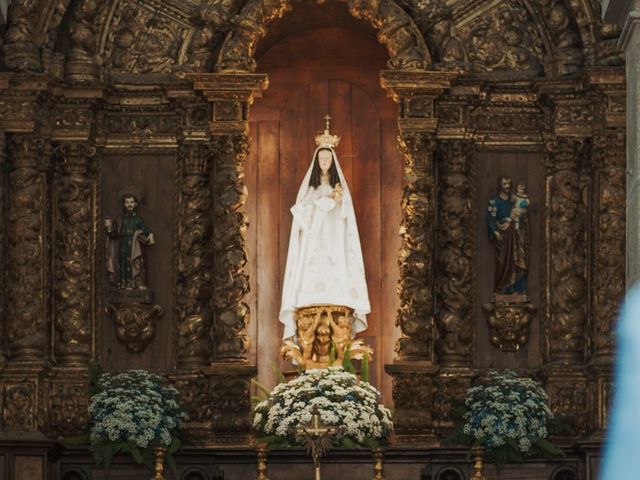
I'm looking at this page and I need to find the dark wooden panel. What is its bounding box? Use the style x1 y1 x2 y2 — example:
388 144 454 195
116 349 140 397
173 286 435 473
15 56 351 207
100 154 176 371
379 119 403 403
256 121 281 387
246 125 259 365
475 152 544 369
351 83 382 389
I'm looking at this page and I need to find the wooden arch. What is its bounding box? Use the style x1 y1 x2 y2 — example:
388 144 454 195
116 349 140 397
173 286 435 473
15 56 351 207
215 0 432 72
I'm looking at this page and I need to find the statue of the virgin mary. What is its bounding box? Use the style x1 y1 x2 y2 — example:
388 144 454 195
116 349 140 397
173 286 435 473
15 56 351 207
279 118 371 340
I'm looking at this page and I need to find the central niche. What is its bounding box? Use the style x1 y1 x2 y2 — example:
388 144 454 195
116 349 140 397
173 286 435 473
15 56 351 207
244 0 403 402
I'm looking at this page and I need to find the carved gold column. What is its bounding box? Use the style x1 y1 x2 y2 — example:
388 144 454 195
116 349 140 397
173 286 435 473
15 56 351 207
381 70 456 443
540 85 592 437
1 133 50 434
435 140 475 367
176 143 213 367
587 71 626 435
0 132 8 367
6 133 49 363
184 73 266 445
188 73 267 363
53 143 96 365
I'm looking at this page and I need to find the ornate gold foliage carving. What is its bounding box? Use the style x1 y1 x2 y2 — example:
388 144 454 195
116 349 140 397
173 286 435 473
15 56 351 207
184 0 246 72
457 1 543 75
389 370 434 434
216 0 431 72
592 130 625 358
53 143 96 364
212 134 251 360
106 302 164 354
396 133 436 360
398 0 467 68
7 134 48 362
209 374 253 436
176 143 213 367
536 0 583 76
483 300 537 352
547 374 590 436
435 141 474 365
545 136 588 362
432 373 471 430
46 378 90 438
2 382 36 431
2 0 41 72
105 2 186 73
66 0 101 81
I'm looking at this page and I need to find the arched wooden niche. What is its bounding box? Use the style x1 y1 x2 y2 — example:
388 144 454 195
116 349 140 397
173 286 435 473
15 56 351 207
245 0 404 400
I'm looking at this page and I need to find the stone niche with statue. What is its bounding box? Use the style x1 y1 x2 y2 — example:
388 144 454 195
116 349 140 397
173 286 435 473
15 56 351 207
0 0 626 478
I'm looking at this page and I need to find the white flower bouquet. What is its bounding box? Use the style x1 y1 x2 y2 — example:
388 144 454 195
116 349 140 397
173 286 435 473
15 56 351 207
253 366 393 448
89 370 186 468
452 370 561 465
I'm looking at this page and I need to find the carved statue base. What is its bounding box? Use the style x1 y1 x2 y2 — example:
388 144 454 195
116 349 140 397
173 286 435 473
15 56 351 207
482 294 537 352
280 305 372 369
106 289 163 353
65 60 100 83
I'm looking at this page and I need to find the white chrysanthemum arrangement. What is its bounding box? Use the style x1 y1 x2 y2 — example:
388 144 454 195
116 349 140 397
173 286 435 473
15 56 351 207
460 370 561 463
253 367 393 448
89 370 186 467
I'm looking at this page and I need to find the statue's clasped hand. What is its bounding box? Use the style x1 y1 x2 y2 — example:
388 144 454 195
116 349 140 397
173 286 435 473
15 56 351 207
331 183 343 202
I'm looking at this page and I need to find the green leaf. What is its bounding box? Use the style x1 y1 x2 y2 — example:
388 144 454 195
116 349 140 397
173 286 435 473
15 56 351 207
270 362 286 384
360 352 369 384
535 438 563 457
329 342 337 365
341 437 355 449
252 379 272 398
168 436 182 455
342 344 355 374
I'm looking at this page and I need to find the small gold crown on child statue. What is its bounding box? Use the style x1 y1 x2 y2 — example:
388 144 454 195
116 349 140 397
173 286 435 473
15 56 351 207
315 114 340 149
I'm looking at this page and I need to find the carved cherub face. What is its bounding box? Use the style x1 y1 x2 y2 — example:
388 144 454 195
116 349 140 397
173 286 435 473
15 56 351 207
337 315 349 327
123 195 138 213
318 150 333 174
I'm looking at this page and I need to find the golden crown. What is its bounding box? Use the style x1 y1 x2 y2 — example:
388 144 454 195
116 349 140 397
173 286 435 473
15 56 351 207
314 114 340 148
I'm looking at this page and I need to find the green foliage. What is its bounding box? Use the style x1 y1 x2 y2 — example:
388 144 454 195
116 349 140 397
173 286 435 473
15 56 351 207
360 352 369 383
271 362 286 384
329 342 337 365
342 344 355 373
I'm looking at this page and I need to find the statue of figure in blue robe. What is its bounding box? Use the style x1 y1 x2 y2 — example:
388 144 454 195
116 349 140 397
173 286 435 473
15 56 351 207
486 175 530 296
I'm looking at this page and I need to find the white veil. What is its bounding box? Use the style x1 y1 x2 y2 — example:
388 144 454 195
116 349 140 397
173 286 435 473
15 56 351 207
279 146 370 339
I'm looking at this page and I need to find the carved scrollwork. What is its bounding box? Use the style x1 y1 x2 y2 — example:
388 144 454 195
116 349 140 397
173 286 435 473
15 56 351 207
2 382 36 431
546 374 590 436
592 130 625 358
6 134 48 362
387 368 435 436
104 2 185 73
106 302 164 354
435 141 474 365
544 136 588 362
209 374 253 437
46 379 90 438
457 1 543 75
212 134 251 360
176 143 213 367
66 0 101 82
535 0 584 76
432 373 471 430
395 133 437 360
53 143 96 365
2 0 41 72
216 0 431 72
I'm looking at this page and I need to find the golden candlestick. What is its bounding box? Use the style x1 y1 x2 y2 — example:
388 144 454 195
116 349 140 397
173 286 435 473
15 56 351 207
470 446 486 480
153 447 166 480
256 446 269 480
372 447 385 480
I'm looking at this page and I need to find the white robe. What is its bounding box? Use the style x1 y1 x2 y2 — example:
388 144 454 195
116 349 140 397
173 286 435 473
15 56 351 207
279 147 370 339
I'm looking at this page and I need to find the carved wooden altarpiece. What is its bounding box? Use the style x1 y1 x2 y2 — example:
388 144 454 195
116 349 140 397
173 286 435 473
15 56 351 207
0 0 627 478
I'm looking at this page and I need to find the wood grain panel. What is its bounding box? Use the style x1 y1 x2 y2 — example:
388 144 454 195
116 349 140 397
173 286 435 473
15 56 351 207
100 154 175 371
246 125 259 365
475 151 543 369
